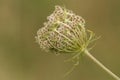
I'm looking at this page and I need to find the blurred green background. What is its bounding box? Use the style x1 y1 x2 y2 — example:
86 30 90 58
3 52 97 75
0 0 120 80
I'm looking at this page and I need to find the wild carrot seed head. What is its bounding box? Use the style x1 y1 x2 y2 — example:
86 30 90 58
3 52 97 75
35 5 95 54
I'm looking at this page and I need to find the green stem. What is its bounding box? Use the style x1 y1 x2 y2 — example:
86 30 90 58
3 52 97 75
84 50 120 80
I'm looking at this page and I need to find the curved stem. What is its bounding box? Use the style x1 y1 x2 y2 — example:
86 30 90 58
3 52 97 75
84 50 120 80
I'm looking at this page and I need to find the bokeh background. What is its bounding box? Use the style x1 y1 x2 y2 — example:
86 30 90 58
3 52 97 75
0 0 120 80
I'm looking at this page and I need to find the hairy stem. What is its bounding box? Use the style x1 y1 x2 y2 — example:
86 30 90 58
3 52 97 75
84 50 120 80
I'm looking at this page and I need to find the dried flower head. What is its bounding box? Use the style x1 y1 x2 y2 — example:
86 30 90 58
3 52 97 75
36 5 95 55
35 5 97 75
35 6 120 79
